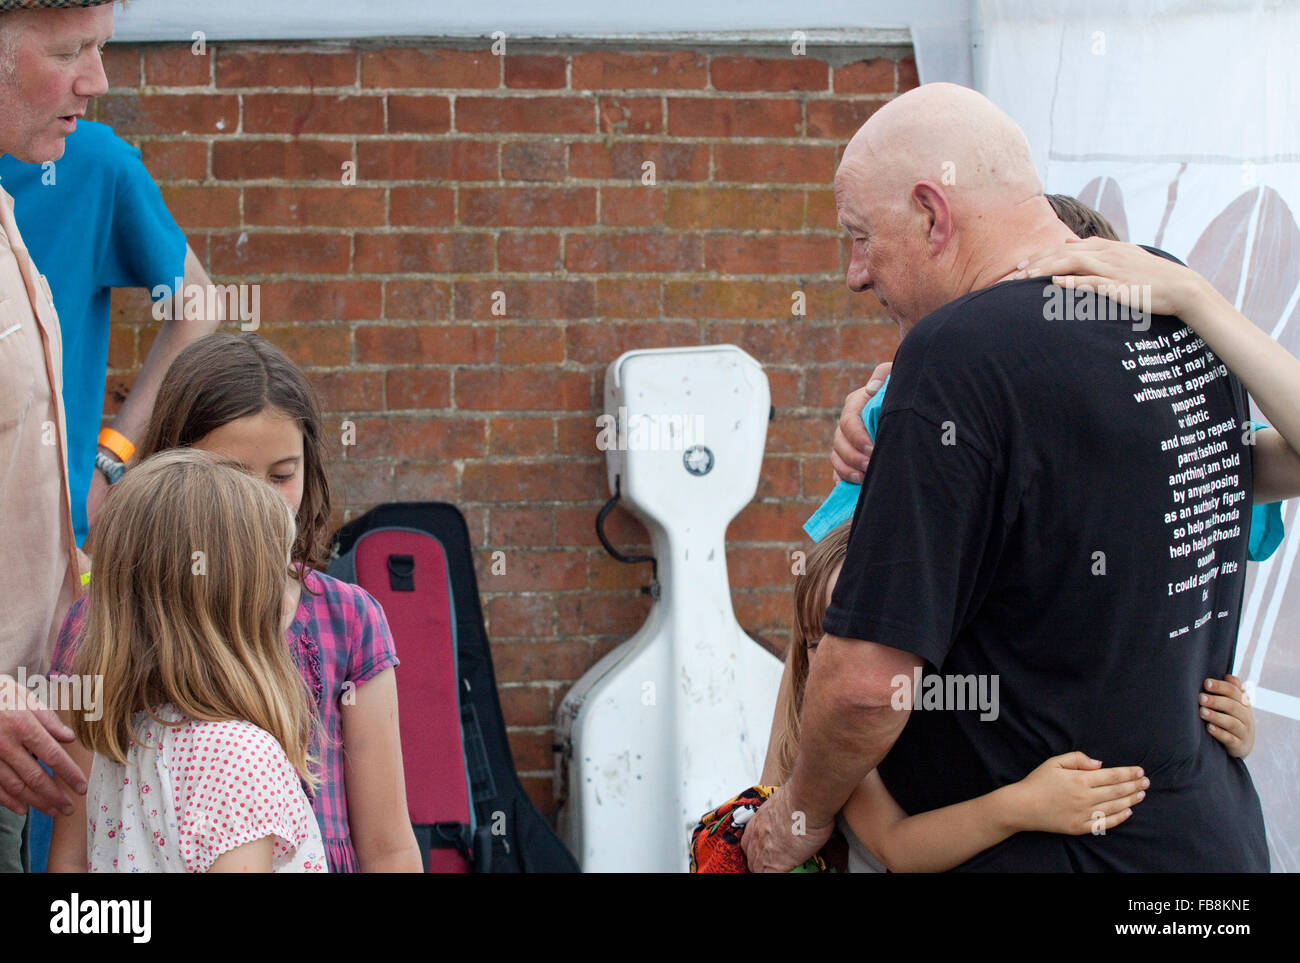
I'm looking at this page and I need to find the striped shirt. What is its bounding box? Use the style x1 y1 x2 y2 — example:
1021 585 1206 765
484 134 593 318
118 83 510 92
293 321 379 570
53 567 400 873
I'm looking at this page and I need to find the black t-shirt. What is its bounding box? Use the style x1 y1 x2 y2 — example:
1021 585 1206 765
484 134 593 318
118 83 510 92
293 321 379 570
822 275 1269 871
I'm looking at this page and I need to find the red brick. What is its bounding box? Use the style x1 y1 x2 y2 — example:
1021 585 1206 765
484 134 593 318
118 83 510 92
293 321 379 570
141 140 208 180
483 504 553 540
454 280 594 320
244 93 383 134
835 319 899 357
460 187 596 228
564 233 701 273
144 45 211 87
488 595 556 640
704 235 840 275
349 415 485 460
97 94 238 135
384 280 452 320
499 325 565 364
245 186 386 227
456 96 594 134
330 458 395 506
572 51 707 90
664 280 798 320
311 369 386 413
705 322 838 363
387 95 452 133
216 50 356 88
555 503 647 549
454 368 592 411
766 415 838 454
102 45 140 90
159 185 240 229
357 140 497 181
487 418 557 458
666 97 801 137
586 551 651 591
107 324 135 370
714 143 837 184
498 233 561 272
505 54 567 89
497 684 557 726
258 323 352 368
391 461 459 502
355 233 494 274
806 99 885 140
556 593 650 636
501 141 566 181
726 546 796 588
593 280 664 320
757 456 802 498
598 96 661 135
732 590 794 638
505 730 555 773
569 142 707 182
361 48 498 89
564 319 696 364
259 280 383 322
209 232 352 275
599 186 664 227
213 139 353 181
355 325 496 365
478 549 586 592
389 186 456 226
711 55 828 92
806 189 839 229
519 776 556 815
386 368 451 409
665 187 804 230
806 280 888 321
833 58 895 94
899 57 919 91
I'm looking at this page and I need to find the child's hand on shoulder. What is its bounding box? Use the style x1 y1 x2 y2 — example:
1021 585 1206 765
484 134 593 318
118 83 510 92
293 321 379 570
1202 674 1254 758
1006 752 1148 836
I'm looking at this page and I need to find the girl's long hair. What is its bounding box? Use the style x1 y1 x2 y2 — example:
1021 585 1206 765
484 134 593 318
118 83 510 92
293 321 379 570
135 332 332 582
72 449 319 789
772 523 853 784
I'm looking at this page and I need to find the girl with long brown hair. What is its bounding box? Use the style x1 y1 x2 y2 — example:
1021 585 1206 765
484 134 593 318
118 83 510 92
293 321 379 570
49 333 421 873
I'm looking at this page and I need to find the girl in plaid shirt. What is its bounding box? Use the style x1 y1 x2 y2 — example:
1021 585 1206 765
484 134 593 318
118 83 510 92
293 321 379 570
51 333 422 873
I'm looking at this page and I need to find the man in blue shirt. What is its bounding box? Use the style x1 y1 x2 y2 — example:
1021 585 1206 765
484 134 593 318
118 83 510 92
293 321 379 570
0 117 222 547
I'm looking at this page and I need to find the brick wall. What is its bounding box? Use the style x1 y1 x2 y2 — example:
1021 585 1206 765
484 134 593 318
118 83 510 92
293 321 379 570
95 40 911 814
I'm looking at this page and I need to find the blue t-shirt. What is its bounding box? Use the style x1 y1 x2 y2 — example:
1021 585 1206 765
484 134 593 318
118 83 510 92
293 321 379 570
0 121 186 545
804 377 1286 561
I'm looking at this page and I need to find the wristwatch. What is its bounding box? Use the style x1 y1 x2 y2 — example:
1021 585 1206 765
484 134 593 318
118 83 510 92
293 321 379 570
95 450 126 485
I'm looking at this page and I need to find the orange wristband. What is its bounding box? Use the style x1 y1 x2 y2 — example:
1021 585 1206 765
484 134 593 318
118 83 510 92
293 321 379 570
98 427 135 463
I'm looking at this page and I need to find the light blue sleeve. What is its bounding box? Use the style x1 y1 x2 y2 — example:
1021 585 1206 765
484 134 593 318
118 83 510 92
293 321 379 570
803 378 890 542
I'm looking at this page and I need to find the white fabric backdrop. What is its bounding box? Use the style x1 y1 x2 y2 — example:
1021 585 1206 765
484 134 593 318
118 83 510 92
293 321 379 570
982 0 1300 872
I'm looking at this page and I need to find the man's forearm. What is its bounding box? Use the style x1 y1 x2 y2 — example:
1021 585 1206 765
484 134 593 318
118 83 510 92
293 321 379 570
106 246 224 447
783 637 912 827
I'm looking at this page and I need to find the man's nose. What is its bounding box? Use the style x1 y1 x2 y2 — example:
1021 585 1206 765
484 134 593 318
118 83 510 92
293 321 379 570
75 48 110 99
846 248 871 293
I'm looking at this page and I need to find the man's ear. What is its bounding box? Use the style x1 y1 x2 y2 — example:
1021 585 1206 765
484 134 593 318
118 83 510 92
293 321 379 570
912 181 953 256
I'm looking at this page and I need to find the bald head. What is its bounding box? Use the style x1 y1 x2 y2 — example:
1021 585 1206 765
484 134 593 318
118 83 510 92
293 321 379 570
834 83 1069 330
838 83 1041 211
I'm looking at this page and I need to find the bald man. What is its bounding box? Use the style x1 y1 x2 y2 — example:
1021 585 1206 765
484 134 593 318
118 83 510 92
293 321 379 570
742 84 1268 872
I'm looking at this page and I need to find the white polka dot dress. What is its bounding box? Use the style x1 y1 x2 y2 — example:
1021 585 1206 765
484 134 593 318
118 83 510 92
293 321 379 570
87 705 327 873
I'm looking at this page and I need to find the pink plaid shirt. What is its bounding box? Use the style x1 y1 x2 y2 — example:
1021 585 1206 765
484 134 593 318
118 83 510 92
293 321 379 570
53 568 399 873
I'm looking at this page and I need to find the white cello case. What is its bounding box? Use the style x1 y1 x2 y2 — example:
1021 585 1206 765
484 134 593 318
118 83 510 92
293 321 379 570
555 344 783 872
